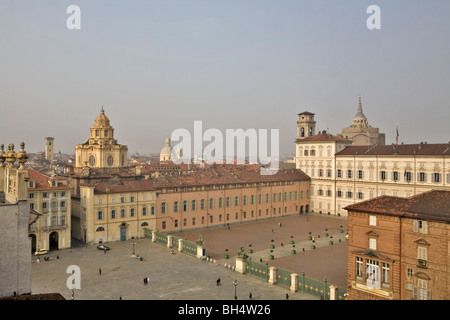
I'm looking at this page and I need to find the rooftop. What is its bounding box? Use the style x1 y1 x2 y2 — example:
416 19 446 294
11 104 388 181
27 169 71 191
336 142 450 156
296 132 352 143
345 190 450 223
88 164 310 194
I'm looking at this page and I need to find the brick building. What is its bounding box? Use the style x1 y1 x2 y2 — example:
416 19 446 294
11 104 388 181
345 190 450 300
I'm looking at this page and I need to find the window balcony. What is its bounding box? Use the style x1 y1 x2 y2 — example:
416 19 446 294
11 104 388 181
417 259 427 268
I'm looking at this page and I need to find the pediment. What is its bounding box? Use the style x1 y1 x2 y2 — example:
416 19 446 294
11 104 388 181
414 238 430 246
351 249 395 262
365 230 379 237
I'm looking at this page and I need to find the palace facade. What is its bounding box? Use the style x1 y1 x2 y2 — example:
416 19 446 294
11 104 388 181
295 99 450 216
78 165 310 243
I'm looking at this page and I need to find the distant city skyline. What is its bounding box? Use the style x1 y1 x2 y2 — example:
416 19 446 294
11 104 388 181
1 1 449 155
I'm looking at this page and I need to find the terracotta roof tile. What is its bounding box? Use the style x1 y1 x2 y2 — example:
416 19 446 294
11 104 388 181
336 143 450 156
27 169 71 191
91 164 310 194
345 190 450 222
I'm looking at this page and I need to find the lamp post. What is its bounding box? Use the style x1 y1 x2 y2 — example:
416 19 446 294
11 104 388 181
233 280 238 300
132 241 136 256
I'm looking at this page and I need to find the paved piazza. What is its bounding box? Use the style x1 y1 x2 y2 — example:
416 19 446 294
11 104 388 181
31 213 347 300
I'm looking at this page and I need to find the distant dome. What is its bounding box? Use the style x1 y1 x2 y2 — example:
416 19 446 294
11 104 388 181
351 97 368 127
160 138 172 162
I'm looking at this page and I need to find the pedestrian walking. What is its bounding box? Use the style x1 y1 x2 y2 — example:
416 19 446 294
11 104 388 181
249 292 252 300
99 268 101 275
286 293 289 300
216 278 221 286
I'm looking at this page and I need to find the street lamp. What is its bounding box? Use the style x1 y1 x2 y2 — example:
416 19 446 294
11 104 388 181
233 280 238 300
132 241 136 256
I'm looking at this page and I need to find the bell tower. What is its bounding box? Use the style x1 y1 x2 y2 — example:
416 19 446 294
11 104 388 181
45 137 54 163
297 112 316 139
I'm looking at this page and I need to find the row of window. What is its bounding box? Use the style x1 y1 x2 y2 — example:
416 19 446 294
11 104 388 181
30 215 67 230
28 191 67 199
161 180 297 193
355 257 390 288
99 207 139 220
97 204 309 221
160 192 304 214
355 256 431 299
30 200 67 210
96 191 305 211
302 149 332 157
333 169 448 183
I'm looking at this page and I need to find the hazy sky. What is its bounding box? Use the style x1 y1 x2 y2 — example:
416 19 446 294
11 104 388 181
1 0 449 155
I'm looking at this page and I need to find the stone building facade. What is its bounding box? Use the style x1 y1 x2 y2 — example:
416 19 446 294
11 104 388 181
27 169 72 251
295 101 450 216
78 165 310 244
0 143 32 297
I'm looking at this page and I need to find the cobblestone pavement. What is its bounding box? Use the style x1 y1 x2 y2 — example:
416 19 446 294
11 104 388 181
31 213 346 300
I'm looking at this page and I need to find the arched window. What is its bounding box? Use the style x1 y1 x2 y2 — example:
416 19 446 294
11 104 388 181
89 155 96 166
96 227 105 232
107 154 114 167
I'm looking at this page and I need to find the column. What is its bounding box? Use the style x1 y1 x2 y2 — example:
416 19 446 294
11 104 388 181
269 267 277 285
290 273 298 292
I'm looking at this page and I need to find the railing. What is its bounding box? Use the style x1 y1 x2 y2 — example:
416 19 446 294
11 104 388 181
182 239 198 257
142 228 346 300
298 273 329 300
276 267 292 288
143 228 200 258
172 235 181 250
245 260 269 281
154 231 168 246
244 259 346 300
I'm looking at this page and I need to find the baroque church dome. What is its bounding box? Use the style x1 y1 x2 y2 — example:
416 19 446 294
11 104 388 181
160 138 172 162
